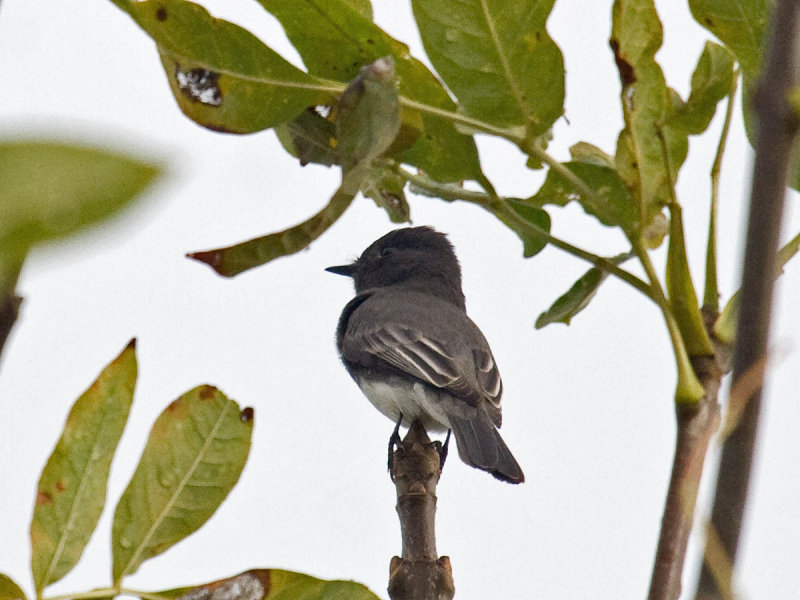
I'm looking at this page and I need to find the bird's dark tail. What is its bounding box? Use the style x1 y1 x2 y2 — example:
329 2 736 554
449 411 525 484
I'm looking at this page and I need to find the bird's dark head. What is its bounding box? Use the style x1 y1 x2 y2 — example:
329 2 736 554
326 226 465 308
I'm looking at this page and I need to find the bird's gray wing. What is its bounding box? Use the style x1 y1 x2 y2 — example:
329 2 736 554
341 294 502 408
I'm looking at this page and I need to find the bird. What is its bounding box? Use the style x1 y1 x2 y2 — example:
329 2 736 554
326 226 524 483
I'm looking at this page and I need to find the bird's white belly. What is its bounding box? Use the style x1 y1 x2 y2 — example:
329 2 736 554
356 376 450 432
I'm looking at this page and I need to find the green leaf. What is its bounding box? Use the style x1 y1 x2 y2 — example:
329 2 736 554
411 0 564 135
111 386 253 584
111 0 336 134
335 57 401 173
254 0 484 182
536 253 633 328
189 57 401 277
0 574 27 600
688 0 771 76
666 204 714 356
274 109 339 168
342 0 373 20
714 229 800 343
154 569 380 600
611 0 686 234
498 199 551 258
531 145 638 235
189 185 355 277
0 141 162 262
669 41 736 134
30 341 137 594
361 167 410 223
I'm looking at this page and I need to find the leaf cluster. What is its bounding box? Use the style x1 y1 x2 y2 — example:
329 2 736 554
103 0 800 404
1 342 376 600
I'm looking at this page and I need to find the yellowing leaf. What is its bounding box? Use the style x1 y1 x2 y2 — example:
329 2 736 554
31 341 137 594
0 574 27 600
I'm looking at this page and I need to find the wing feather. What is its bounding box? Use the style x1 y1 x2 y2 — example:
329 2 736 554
340 291 503 410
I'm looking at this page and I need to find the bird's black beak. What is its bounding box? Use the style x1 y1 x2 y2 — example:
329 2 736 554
325 263 357 277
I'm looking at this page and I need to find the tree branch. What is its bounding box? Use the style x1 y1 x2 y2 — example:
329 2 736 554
387 422 454 600
694 1 800 597
387 163 655 300
648 356 722 600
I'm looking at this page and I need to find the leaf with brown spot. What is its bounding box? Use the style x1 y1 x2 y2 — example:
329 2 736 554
30 340 137 595
111 0 335 134
188 57 400 277
188 185 355 277
610 0 688 244
688 0 770 76
111 386 253 584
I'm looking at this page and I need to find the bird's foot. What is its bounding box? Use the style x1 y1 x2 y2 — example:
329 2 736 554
387 414 404 479
433 429 451 471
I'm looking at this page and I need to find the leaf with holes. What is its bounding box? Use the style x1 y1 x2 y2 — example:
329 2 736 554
30 341 137 594
154 569 380 600
254 0 484 182
189 57 400 276
411 0 564 135
110 0 335 134
111 386 253 584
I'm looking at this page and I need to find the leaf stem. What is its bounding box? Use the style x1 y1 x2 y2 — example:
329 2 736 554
704 71 739 314
633 240 705 403
525 144 601 201
397 97 525 142
387 163 655 299
43 588 172 600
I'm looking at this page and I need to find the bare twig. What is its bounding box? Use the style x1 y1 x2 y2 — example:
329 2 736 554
387 422 454 600
694 1 800 598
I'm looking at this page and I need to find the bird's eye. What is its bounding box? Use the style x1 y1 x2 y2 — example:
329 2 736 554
380 246 396 258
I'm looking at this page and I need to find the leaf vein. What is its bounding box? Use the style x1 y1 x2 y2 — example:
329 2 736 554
118 400 233 579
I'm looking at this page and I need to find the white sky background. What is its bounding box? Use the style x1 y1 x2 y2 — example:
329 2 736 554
1 1 799 598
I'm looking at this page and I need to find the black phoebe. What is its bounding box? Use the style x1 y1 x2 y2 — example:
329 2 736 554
327 226 525 483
